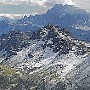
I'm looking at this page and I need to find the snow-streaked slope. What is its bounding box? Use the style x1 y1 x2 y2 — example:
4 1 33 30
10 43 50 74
0 25 90 90
0 25 88 82
3 39 88 90
66 53 90 90
2 39 87 90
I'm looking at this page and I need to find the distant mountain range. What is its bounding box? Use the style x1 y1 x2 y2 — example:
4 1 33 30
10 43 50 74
0 4 90 42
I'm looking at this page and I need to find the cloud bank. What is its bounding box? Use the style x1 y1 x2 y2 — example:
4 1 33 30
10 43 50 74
0 0 75 7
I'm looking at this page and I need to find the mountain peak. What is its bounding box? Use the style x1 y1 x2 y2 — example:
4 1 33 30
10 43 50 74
0 24 89 90
47 4 87 15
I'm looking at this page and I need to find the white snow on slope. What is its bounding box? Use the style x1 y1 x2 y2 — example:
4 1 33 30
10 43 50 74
6 39 88 81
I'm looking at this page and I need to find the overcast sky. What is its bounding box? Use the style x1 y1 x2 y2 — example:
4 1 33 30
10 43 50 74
0 0 90 15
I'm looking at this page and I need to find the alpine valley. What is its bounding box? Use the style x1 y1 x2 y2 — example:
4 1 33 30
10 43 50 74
0 4 90 90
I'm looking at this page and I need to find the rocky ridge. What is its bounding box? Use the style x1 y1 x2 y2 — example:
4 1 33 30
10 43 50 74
0 24 90 90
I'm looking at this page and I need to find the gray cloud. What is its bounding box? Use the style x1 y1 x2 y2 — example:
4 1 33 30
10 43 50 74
72 0 90 11
0 0 75 6
0 0 89 9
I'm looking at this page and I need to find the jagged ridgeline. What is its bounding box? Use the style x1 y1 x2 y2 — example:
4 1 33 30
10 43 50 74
0 24 90 90
0 24 87 59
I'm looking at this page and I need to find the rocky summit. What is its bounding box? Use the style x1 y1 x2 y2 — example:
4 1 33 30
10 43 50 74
0 24 90 90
